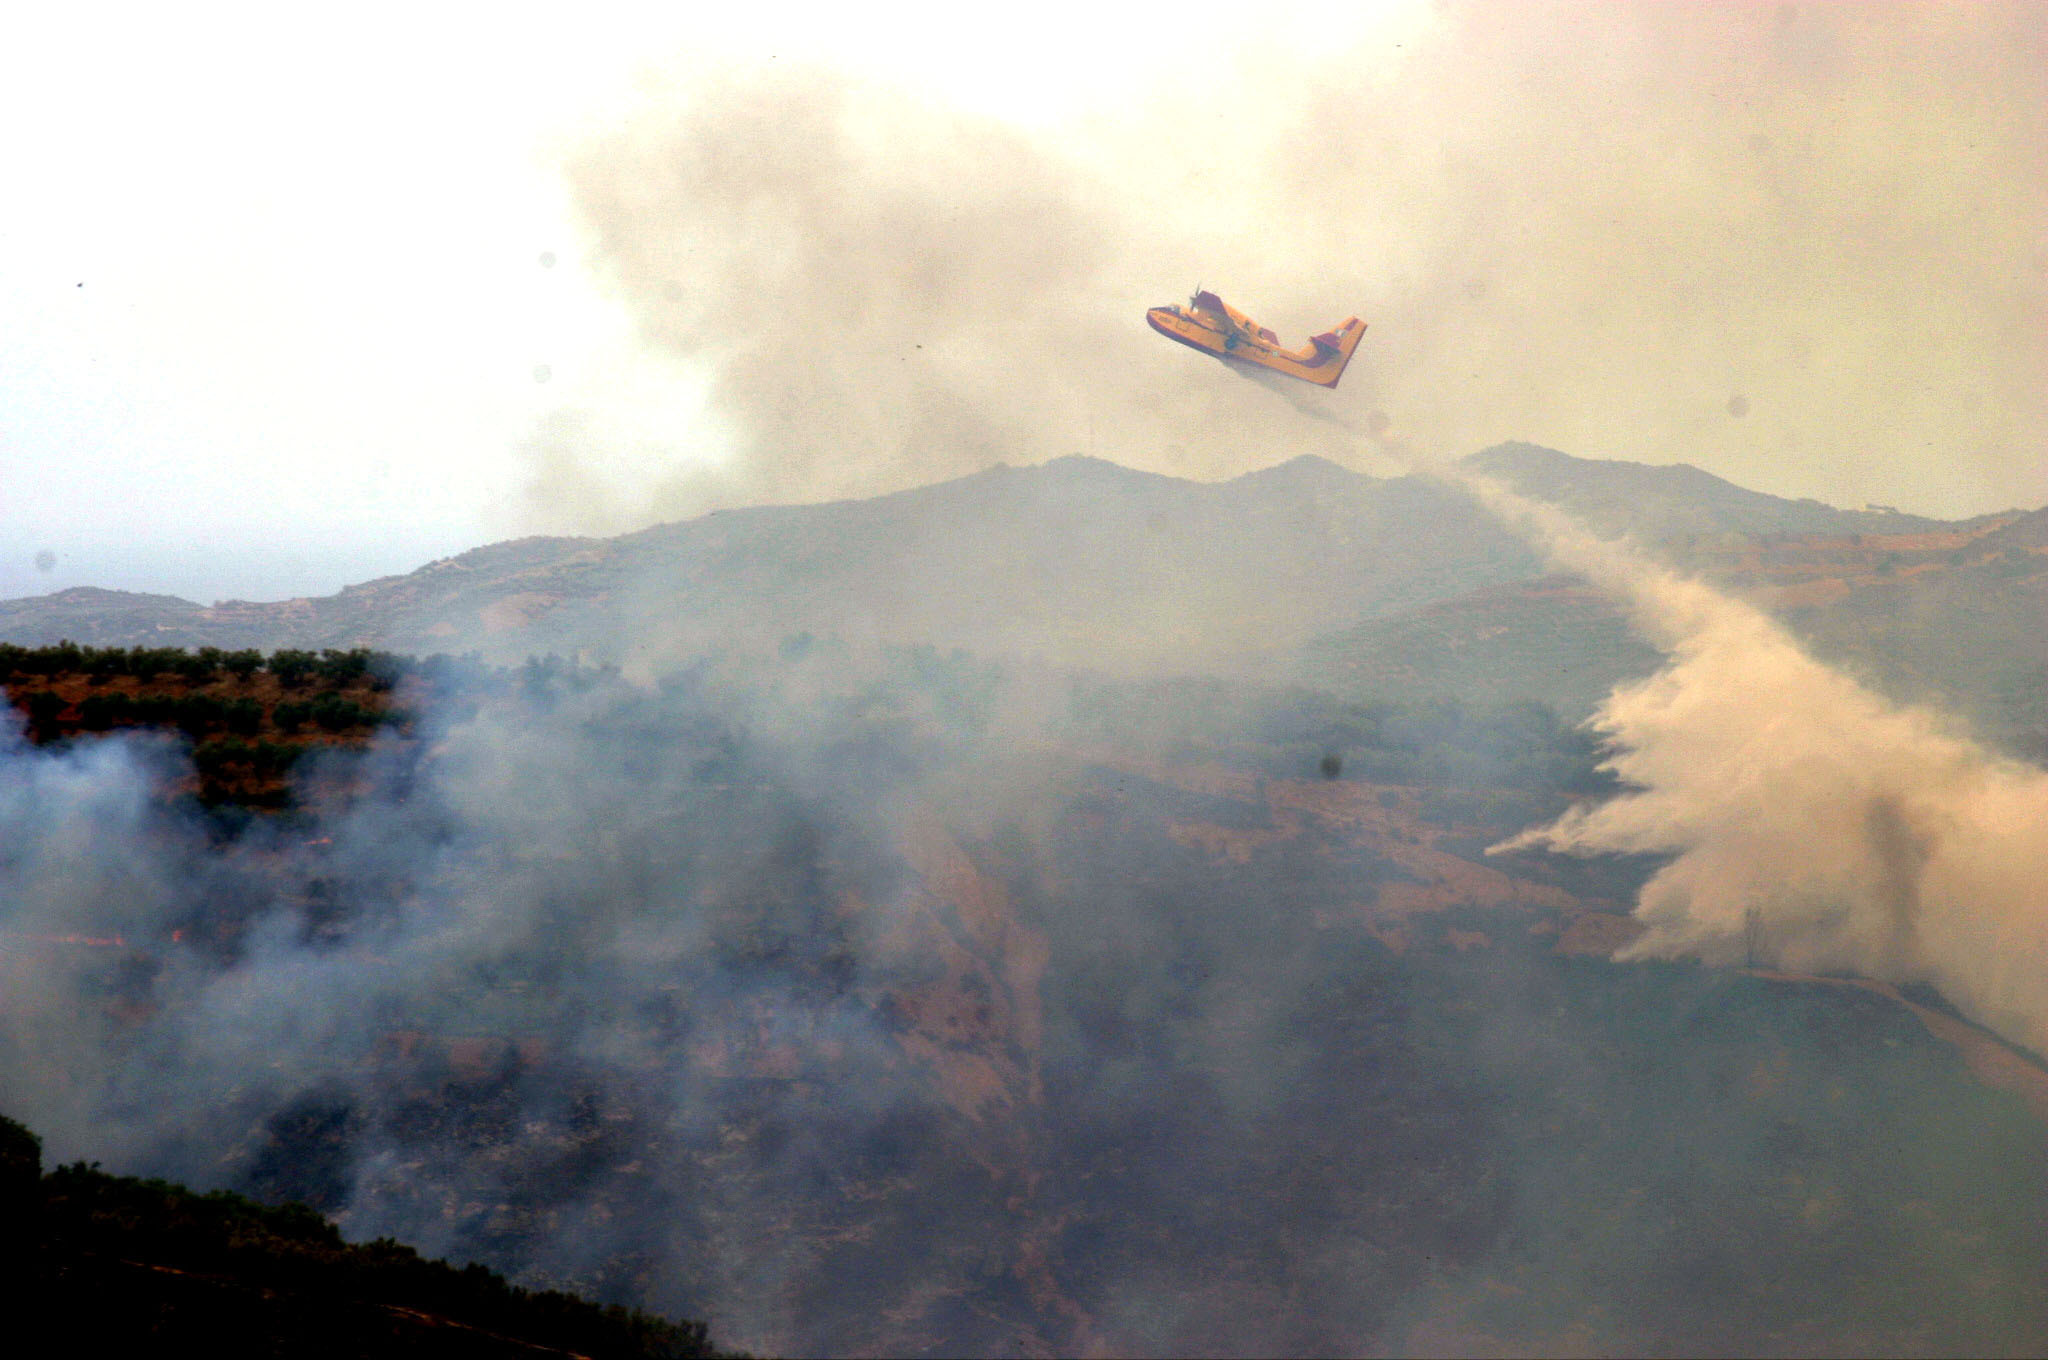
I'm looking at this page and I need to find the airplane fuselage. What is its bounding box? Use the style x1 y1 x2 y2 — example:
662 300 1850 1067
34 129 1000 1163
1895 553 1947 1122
1146 291 1365 389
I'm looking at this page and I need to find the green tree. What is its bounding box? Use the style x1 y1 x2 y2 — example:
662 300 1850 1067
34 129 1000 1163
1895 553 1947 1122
268 649 319 688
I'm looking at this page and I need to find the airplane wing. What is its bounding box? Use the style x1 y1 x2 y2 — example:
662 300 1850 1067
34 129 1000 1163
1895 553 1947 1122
1190 290 1259 342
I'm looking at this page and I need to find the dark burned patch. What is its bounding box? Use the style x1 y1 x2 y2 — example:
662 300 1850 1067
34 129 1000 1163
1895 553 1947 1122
239 1090 362 1213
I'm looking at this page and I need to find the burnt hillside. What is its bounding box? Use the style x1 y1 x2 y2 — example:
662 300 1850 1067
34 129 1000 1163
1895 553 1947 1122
6 651 2047 1355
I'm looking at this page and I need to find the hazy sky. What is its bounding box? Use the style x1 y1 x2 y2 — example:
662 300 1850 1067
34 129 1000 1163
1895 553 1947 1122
3 1 2042 603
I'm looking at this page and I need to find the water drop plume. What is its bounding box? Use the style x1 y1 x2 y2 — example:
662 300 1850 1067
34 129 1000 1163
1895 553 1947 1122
1461 468 2048 1054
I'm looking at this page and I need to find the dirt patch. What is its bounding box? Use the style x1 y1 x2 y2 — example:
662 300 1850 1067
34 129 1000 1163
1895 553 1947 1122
478 592 563 633
1089 753 1583 929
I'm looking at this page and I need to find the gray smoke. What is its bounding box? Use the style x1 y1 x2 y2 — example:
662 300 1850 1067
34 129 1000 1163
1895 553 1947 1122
0 641 1470 1355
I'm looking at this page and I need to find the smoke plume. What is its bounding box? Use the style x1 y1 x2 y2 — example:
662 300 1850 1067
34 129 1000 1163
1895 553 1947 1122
527 3 2046 534
543 65 1368 523
1474 471 2048 1054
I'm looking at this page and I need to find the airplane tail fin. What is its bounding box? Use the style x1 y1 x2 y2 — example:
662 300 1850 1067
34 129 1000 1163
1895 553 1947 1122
1308 318 1368 387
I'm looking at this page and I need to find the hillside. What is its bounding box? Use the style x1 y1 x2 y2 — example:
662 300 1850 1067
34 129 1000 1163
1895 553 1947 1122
7 652 2048 1354
1292 573 1665 720
1308 449 2047 741
4 445 2046 1353
1463 441 1972 539
0 457 1544 670
0 1113 723 1357
4 447 2038 744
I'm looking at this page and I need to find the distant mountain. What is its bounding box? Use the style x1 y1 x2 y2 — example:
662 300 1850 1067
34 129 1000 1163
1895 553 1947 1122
4 447 2041 744
0 456 1545 669
1463 441 1967 540
0 586 252 648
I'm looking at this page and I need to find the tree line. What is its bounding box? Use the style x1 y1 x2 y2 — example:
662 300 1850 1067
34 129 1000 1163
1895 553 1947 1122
0 642 405 690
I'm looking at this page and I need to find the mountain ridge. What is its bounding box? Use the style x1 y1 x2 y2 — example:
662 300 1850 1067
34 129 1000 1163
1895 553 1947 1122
4 445 2040 742
1462 440 2014 538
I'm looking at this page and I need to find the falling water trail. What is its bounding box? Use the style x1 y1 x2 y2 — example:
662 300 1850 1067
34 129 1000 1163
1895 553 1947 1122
1228 365 1362 432
1400 455 2048 1056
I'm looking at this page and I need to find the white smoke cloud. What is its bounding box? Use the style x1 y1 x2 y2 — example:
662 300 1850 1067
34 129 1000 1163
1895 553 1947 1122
1474 471 2048 1055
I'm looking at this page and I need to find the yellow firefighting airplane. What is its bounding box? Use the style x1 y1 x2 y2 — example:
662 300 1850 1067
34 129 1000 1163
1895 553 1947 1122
1146 289 1367 388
